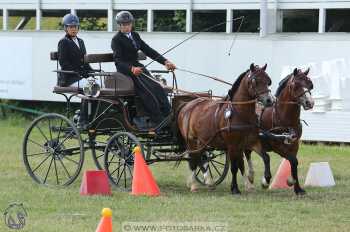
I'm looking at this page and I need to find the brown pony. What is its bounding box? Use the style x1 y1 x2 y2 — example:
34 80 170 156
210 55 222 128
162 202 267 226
244 68 314 195
177 63 274 194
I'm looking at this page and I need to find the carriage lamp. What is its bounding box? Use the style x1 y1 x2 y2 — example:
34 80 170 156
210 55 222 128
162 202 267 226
83 78 101 97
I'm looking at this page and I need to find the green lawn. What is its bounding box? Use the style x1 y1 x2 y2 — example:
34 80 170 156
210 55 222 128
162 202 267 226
0 117 350 232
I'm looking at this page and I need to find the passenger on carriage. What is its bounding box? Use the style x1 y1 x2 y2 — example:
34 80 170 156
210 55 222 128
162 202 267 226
57 14 92 87
111 11 176 130
57 13 93 128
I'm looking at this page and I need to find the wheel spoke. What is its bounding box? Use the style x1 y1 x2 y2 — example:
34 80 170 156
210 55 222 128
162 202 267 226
124 163 127 188
115 166 126 186
210 160 222 176
208 164 214 179
54 131 74 151
35 124 49 144
62 156 79 165
53 158 59 185
56 119 64 143
107 151 116 164
95 153 104 159
48 118 53 141
211 159 225 166
109 162 124 176
57 158 71 179
117 160 121 179
43 157 54 184
110 149 121 158
196 168 201 177
32 154 51 173
68 150 82 155
28 139 47 150
27 151 50 157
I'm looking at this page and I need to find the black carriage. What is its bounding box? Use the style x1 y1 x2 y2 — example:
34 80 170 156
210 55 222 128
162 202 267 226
22 51 229 190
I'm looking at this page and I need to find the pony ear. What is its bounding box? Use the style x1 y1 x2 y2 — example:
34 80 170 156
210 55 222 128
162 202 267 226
304 67 310 76
250 63 255 72
293 68 298 76
262 63 267 71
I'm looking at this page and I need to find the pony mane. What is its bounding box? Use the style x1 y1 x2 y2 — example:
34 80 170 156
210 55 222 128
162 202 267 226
228 70 248 100
275 74 292 97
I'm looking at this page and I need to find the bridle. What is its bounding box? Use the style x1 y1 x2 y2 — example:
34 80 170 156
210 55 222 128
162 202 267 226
278 74 313 105
270 73 313 129
247 69 272 100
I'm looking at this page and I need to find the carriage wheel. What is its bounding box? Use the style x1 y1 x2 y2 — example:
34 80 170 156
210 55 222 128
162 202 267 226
194 150 229 186
22 113 84 186
90 118 125 170
104 132 143 191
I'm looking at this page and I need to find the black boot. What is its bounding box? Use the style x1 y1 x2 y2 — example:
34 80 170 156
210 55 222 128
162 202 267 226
132 116 148 129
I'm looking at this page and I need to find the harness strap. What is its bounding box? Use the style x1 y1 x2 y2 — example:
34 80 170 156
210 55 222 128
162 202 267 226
276 100 299 105
215 99 257 105
258 106 266 128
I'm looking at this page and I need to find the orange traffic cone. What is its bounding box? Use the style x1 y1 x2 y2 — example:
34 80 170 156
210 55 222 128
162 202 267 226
131 146 160 196
95 208 112 232
269 159 294 189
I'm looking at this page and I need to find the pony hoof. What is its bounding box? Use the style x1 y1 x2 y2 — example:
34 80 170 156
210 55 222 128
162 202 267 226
287 177 296 187
190 185 199 192
231 189 241 195
295 188 306 196
261 177 269 189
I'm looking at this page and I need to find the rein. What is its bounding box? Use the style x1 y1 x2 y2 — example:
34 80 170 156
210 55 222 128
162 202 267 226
176 68 233 86
215 99 257 105
276 100 299 105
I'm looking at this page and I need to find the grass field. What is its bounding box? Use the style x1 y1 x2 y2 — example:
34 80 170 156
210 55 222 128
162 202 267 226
0 116 350 232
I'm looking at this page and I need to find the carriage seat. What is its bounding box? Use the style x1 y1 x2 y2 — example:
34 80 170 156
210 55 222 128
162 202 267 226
100 72 135 96
100 72 173 97
53 86 82 94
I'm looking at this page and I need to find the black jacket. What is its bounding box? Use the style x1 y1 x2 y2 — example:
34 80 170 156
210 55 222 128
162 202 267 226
111 31 166 76
57 34 92 86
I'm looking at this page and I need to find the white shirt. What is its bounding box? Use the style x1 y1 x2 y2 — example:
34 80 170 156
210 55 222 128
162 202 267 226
72 37 80 49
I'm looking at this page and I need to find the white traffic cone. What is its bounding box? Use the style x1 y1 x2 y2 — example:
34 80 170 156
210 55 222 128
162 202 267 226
304 162 335 187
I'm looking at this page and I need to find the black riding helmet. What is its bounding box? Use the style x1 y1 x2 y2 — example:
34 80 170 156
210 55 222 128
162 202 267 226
62 13 80 29
115 11 134 24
